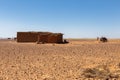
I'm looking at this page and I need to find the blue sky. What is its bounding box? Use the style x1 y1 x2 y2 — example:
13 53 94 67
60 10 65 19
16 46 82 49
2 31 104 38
0 0 120 38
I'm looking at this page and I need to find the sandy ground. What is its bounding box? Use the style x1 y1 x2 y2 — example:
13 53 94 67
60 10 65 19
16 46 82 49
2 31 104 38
0 39 120 80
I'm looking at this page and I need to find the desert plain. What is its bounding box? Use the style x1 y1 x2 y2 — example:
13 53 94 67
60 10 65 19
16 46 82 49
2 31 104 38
0 39 120 80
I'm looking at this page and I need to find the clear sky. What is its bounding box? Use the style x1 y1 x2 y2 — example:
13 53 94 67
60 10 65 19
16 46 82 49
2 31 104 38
0 0 120 38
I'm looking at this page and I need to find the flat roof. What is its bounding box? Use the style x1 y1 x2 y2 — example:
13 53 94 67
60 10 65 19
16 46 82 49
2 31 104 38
17 32 63 35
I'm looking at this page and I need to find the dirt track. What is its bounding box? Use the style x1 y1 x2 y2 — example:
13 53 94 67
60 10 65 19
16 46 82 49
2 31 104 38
0 40 120 80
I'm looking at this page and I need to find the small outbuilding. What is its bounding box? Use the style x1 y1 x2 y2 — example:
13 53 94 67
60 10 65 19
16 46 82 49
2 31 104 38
17 32 63 43
100 37 108 42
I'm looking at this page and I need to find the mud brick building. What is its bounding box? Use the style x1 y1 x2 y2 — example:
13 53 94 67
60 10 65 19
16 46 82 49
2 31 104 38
17 32 63 43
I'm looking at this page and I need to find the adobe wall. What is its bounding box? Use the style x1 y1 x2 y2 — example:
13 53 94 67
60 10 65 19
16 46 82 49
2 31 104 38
57 35 63 43
17 32 38 42
17 32 63 43
38 35 48 43
47 35 58 43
